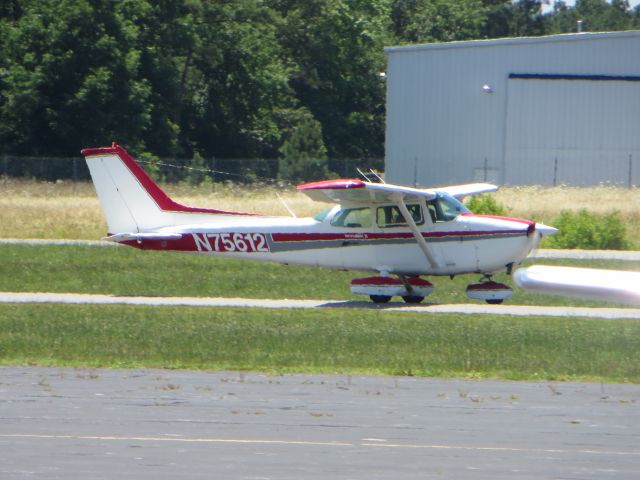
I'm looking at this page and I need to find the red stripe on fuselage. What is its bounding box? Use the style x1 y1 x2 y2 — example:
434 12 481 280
271 230 525 242
118 228 526 252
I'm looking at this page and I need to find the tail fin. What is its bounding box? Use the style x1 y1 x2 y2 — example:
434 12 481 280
81 143 250 234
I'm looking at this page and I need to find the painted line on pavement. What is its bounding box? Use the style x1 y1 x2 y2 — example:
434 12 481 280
2 433 638 457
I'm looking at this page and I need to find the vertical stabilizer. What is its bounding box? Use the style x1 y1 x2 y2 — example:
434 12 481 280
81 143 249 234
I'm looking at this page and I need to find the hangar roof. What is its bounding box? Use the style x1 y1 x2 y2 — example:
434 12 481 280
385 30 640 54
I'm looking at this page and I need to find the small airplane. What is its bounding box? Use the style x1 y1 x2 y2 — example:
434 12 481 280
81 143 558 304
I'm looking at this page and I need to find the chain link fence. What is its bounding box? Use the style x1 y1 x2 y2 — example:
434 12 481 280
0 155 385 184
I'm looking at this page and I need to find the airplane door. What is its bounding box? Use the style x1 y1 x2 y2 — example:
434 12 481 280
427 197 478 275
372 203 446 274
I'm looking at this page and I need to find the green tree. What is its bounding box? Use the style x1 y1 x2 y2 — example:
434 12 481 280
0 0 156 155
274 0 390 164
547 0 635 33
278 111 330 181
179 1 296 160
391 0 489 43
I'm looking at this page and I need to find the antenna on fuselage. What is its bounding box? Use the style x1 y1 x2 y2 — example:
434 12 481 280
276 192 297 218
357 168 385 184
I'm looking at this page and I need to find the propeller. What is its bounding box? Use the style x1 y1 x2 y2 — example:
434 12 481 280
514 265 640 306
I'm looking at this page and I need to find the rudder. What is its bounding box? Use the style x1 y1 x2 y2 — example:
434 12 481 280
81 143 247 235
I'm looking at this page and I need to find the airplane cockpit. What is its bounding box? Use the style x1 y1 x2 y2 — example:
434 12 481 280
315 192 470 228
428 192 470 222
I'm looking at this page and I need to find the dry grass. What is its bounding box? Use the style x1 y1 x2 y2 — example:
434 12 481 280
491 186 640 247
493 185 640 223
1 177 639 245
0 178 331 239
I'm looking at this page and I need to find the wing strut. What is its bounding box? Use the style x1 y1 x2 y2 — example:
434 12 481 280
392 193 440 269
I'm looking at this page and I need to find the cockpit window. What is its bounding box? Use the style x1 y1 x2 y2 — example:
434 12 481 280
330 207 372 228
377 204 423 227
427 193 470 222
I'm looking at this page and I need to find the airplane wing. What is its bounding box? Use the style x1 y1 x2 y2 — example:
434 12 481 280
514 265 640 306
434 183 498 199
297 179 437 204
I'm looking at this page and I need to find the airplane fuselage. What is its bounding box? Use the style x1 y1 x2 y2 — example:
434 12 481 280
119 211 536 276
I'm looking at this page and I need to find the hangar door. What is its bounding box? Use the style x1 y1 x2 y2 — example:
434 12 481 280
504 75 640 185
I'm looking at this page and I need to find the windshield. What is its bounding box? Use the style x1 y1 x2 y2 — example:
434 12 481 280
427 193 470 222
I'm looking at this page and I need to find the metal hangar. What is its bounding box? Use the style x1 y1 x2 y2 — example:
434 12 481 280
384 31 640 186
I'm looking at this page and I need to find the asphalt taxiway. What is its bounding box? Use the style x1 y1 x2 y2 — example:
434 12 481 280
1 367 639 479
1 291 639 319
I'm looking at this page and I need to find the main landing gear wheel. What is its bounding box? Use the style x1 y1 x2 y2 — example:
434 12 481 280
369 295 392 303
402 295 425 304
353 276 434 304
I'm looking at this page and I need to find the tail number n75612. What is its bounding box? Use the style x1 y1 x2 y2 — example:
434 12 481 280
192 233 270 253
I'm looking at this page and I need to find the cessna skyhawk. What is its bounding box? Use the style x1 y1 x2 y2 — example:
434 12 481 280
82 144 557 304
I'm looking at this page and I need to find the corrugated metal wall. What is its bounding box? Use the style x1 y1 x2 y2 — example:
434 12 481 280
385 32 640 187
505 76 640 185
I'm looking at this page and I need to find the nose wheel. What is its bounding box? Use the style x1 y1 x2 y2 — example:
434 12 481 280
402 295 426 304
465 275 513 304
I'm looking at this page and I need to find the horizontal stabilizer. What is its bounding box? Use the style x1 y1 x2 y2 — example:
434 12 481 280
103 232 184 243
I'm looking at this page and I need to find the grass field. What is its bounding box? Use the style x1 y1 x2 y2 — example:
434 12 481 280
0 244 639 381
2 178 640 382
2 178 640 246
2 244 640 307
2 304 640 382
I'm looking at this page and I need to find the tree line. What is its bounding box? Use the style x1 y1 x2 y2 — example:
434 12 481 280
1 0 639 180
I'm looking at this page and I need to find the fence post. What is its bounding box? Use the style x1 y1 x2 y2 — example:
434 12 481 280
553 157 558 187
483 157 488 182
629 154 633 189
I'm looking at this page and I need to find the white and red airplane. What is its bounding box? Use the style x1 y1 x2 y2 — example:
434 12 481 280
81 143 557 304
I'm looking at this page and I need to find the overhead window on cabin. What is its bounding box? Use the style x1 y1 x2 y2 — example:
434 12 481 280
330 207 372 228
376 204 423 227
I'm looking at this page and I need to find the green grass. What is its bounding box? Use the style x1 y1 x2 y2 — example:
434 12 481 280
1 244 639 307
2 243 639 382
1 304 639 382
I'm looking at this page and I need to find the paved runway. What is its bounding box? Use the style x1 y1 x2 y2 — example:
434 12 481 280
1 367 639 479
2 291 640 319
